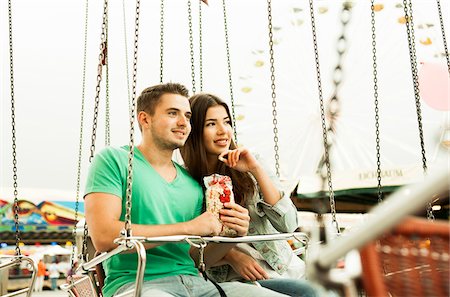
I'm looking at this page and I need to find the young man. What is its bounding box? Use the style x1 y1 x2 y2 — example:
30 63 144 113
84 83 288 297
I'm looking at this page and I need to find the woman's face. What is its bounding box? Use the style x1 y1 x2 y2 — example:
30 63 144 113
203 105 233 157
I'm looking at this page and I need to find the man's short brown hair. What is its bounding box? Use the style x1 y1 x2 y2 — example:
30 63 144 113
136 83 189 130
137 82 189 115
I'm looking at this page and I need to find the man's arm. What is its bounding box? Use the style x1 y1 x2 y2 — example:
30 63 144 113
189 201 250 268
85 192 223 252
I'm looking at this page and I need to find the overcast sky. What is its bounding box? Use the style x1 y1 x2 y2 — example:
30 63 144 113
1 0 449 201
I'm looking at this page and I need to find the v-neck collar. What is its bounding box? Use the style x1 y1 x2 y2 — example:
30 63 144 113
132 146 180 185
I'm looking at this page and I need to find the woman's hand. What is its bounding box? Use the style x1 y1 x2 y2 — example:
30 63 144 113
219 202 250 236
225 248 270 281
218 147 260 174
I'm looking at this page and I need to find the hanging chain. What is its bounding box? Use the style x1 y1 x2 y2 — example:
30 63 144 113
403 0 427 173
89 0 108 163
198 0 204 91
402 0 433 220
8 0 21 256
309 0 339 233
266 0 280 177
83 0 109 261
222 0 237 143
105 13 111 146
123 0 132 113
371 0 384 203
159 0 164 83
436 0 450 75
187 0 197 94
124 0 141 236
70 0 89 280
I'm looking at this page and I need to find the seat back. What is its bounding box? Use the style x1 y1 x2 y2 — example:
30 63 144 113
66 272 101 297
360 217 449 297
94 251 106 291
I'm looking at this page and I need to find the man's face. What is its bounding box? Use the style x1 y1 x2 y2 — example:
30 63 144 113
147 93 192 150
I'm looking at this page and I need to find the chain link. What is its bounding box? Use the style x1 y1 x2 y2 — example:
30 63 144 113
371 0 384 203
84 0 109 260
402 0 433 220
105 14 111 146
89 0 108 164
70 0 89 280
124 0 141 235
222 0 237 143
266 0 280 177
198 0 204 91
159 0 164 83
309 0 340 233
436 0 450 75
8 0 22 256
187 0 197 94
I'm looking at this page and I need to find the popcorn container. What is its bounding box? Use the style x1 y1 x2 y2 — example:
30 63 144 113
204 174 238 237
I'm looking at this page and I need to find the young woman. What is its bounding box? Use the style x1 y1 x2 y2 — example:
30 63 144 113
180 93 317 297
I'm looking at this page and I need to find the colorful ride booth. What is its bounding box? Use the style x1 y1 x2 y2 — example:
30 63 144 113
0 190 84 294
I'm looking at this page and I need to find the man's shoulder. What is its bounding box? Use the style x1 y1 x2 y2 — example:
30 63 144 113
94 146 128 160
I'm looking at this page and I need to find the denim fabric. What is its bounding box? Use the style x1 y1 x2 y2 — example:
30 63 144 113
258 279 318 297
208 155 301 282
114 275 289 297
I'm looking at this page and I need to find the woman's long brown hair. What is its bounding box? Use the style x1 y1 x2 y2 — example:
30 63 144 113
180 93 256 205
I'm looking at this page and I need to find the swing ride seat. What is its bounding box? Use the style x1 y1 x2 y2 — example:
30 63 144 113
63 251 106 297
61 240 146 297
0 255 37 297
94 251 106 292
66 273 101 297
359 216 449 297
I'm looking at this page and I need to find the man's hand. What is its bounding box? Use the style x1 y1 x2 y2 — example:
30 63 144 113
188 211 223 236
226 248 270 281
219 202 250 236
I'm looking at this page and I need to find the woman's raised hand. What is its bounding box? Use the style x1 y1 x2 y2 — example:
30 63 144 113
218 147 259 174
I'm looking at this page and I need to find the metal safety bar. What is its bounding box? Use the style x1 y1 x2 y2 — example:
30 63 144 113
0 255 37 297
314 165 449 270
78 243 130 273
141 232 309 245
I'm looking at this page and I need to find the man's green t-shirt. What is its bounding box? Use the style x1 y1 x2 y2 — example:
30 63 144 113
85 146 204 297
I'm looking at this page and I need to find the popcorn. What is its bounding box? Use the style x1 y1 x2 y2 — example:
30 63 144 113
204 174 238 237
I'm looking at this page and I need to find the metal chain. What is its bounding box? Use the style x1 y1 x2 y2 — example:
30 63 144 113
308 0 339 233
198 0 204 91
84 0 109 260
402 0 433 220
124 0 141 235
371 0 384 203
70 0 89 280
122 0 132 113
89 0 108 163
436 0 450 75
266 0 280 177
222 0 237 143
8 0 21 256
187 0 197 94
159 0 164 83
105 13 111 146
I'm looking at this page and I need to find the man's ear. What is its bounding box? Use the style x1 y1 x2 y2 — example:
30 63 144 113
137 111 150 129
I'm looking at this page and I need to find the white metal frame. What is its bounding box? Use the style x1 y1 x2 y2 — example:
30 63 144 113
0 255 37 297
